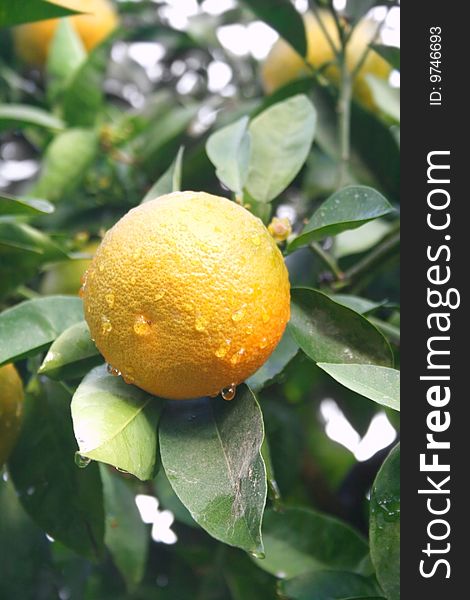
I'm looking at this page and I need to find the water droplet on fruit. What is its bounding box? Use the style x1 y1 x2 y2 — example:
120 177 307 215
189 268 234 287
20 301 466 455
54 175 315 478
101 316 112 334
154 290 165 301
245 324 254 335
99 263 105 272
259 337 268 349
221 384 236 401
231 307 245 322
230 348 245 365
107 364 121 377
261 308 270 323
132 247 142 259
134 315 152 336
251 235 261 246
105 293 115 308
78 285 85 298
130 276 136 285
75 454 91 468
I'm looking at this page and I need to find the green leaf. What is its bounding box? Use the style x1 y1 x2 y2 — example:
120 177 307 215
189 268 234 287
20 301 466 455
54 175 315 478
317 364 400 411
62 34 114 127
8 380 104 560
247 328 298 392
0 0 82 28
372 44 400 70
0 296 84 366
39 320 102 381
206 117 251 194
252 507 368 579
240 0 307 57
330 295 385 315
33 128 99 202
0 478 55 600
365 75 400 122
287 186 394 252
0 193 54 217
101 465 148 587
279 570 381 600
154 468 196 528
47 19 86 103
71 365 163 481
159 386 267 554
0 104 65 131
245 95 316 203
141 146 184 203
370 443 400 600
288 288 393 367
0 221 65 257
333 220 392 259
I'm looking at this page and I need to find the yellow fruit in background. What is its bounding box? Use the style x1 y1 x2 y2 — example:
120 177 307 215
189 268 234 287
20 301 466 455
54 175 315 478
83 191 291 400
261 11 391 111
13 0 118 67
41 241 99 296
0 364 24 467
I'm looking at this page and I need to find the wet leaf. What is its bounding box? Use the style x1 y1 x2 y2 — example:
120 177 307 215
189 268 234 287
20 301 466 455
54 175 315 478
159 386 267 554
288 288 393 367
287 186 394 252
0 296 84 366
245 95 316 203
39 320 102 381
370 443 400 600
330 295 385 315
206 116 251 194
279 570 381 600
8 380 104 560
317 364 400 411
101 466 148 587
71 365 162 481
252 507 368 579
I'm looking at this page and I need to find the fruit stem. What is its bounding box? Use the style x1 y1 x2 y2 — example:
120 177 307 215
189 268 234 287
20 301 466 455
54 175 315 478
337 60 352 188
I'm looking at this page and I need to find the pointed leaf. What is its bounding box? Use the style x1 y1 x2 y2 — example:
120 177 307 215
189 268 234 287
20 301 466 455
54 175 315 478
288 186 394 252
246 95 316 202
206 117 251 194
330 295 385 315
159 386 267 553
317 364 400 411
101 466 148 587
47 19 86 103
0 296 84 366
0 0 82 28
240 0 307 57
8 380 104 560
141 146 184 203
0 104 65 131
252 507 369 579
0 193 54 217
71 366 163 481
365 75 400 122
372 44 400 70
288 288 393 367
279 570 381 600
370 443 400 600
39 321 102 381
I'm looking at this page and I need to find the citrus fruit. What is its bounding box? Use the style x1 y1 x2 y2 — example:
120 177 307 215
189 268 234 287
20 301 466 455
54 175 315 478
82 191 291 400
261 11 391 111
13 0 118 67
0 364 24 467
41 241 99 296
